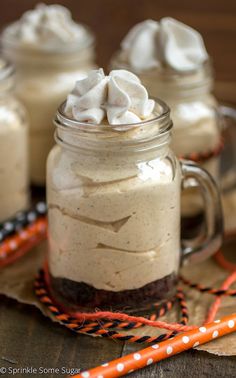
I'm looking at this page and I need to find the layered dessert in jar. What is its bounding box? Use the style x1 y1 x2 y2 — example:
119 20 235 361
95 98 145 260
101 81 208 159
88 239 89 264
47 69 181 310
110 18 222 219
0 58 29 222
1 3 96 185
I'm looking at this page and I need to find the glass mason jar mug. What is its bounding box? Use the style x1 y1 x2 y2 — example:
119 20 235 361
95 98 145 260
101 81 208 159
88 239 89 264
0 58 29 222
111 56 223 221
140 62 223 221
47 99 223 311
2 28 96 185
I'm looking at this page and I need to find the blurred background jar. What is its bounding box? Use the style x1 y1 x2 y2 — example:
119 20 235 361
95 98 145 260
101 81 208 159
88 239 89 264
0 58 29 222
110 18 223 226
1 4 96 186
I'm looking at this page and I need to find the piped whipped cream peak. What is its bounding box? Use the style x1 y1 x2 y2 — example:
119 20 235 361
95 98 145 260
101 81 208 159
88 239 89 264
64 69 155 125
4 3 88 49
121 17 209 72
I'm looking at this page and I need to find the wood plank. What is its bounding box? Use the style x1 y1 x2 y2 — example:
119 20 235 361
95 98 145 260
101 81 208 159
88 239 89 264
0 297 123 377
215 82 236 105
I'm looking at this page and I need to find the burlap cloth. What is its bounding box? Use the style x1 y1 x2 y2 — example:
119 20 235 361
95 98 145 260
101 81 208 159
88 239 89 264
1 187 236 357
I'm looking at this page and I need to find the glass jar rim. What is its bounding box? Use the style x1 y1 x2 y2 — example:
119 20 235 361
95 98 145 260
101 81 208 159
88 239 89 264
55 97 172 136
54 98 173 152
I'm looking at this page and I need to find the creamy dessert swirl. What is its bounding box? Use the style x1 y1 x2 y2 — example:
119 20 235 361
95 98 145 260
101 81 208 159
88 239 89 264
2 3 90 51
120 17 208 72
64 68 155 124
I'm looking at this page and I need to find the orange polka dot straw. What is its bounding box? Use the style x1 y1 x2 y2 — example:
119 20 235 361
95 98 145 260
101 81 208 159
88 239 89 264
0 217 47 268
72 313 236 378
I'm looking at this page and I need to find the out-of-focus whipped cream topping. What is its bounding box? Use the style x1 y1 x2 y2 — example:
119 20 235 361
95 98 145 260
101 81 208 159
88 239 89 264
3 3 88 49
64 68 155 125
121 18 208 72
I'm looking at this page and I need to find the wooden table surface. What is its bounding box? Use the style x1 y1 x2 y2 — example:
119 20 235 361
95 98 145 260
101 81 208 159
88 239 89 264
1 296 236 378
1 1 236 377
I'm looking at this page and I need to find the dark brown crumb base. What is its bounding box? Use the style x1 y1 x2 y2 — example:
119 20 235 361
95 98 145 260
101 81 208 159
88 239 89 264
49 272 177 312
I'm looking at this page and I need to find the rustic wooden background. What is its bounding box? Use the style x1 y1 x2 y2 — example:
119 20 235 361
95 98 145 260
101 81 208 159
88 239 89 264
0 0 236 102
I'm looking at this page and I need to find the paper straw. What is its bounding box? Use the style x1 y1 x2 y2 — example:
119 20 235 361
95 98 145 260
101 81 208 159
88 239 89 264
0 218 47 267
73 313 236 378
0 202 47 242
0 234 46 268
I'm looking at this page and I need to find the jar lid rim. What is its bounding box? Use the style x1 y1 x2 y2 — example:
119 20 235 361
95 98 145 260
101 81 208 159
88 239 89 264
55 97 171 135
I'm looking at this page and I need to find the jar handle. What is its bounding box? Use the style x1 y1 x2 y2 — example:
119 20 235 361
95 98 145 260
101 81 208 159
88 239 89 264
180 160 223 264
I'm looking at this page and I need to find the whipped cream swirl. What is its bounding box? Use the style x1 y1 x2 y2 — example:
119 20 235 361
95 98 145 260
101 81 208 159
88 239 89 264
121 18 208 72
64 69 155 125
3 3 88 49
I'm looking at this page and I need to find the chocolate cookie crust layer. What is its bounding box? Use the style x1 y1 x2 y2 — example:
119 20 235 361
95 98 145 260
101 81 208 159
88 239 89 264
49 272 177 311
